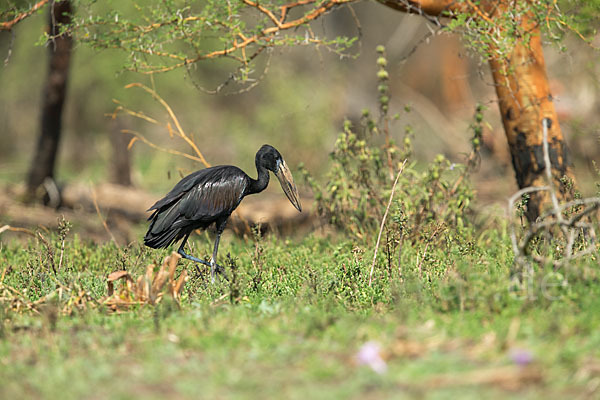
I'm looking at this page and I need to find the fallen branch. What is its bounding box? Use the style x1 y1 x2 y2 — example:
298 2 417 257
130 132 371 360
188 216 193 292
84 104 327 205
1 183 312 243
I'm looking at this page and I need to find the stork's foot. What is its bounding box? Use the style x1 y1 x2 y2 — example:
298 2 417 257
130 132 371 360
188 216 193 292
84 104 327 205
209 259 229 283
177 249 229 282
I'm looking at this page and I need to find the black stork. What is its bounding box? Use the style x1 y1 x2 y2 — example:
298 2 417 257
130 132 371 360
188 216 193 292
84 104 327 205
144 145 302 282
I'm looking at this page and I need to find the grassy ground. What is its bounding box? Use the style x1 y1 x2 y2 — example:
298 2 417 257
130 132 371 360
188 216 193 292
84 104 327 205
1 224 599 399
3 6 600 399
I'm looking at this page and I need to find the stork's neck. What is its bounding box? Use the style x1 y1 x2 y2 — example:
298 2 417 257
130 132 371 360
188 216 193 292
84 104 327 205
248 161 269 195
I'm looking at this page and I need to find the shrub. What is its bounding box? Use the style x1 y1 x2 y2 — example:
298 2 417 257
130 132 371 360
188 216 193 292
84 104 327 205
301 46 480 246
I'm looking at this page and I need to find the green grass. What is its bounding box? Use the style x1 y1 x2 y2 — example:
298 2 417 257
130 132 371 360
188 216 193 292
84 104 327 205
1 227 599 399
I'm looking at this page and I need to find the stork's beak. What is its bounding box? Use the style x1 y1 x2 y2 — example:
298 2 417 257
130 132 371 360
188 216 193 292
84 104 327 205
275 159 302 212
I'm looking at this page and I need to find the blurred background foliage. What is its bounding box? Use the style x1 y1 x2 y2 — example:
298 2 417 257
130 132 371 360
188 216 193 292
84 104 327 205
1 1 599 212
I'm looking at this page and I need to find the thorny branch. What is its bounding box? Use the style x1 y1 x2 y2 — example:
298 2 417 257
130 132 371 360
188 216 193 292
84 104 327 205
127 0 354 74
185 45 273 95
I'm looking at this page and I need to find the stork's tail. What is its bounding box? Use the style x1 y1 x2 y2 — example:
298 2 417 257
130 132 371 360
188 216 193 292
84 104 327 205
143 228 181 249
144 205 184 249
144 211 182 249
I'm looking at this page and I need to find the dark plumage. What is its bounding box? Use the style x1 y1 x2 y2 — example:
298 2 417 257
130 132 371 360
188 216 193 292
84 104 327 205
144 145 301 281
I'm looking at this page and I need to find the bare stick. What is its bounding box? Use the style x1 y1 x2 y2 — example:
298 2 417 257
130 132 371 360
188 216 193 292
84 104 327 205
91 186 119 247
121 129 207 164
125 83 211 168
58 234 66 271
369 159 407 287
542 118 563 222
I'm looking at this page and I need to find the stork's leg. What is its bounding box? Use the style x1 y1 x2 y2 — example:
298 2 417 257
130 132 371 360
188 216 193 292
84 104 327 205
177 232 209 265
177 231 228 281
209 234 221 283
210 219 228 283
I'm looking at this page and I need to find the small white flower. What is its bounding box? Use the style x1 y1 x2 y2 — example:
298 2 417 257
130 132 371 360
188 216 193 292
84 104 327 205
356 341 387 374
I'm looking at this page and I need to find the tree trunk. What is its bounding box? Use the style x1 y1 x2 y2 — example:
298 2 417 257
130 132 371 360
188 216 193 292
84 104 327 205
26 1 73 201
488 17 573 221
110 120 133 187
379 0 575 221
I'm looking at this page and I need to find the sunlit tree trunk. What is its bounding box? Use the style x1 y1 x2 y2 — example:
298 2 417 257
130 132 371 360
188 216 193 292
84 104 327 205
380 0 575 221
487 14 573 221
26 1 73 201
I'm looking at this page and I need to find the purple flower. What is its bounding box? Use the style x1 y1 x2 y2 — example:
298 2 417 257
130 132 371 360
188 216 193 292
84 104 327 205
509 348 534 366
356 341 387 374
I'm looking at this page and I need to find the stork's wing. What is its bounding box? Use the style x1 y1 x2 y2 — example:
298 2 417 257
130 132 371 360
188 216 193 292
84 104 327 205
178 171 247 222
147 166 248 234
147 169 209 213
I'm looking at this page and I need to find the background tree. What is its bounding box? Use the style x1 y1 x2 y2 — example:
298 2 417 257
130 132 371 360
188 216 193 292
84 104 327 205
381 1 581 219
2 0 598 220
25 0 73 202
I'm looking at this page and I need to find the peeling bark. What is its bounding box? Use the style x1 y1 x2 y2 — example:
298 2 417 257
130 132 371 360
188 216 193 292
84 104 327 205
488 16 574 220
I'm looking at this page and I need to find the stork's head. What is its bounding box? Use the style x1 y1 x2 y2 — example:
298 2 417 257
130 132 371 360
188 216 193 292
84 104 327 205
256 145 302 212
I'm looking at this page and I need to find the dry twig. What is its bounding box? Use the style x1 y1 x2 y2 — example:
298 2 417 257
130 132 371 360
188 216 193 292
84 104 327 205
91 186 119 247
113 83 210 168
369 160 407 287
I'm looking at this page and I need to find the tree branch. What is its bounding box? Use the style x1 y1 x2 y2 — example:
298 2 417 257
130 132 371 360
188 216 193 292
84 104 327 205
138 0 353 74
243 0 283 28
1 0 48 31
377 0 459 16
